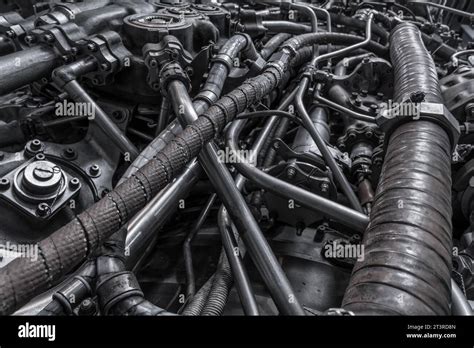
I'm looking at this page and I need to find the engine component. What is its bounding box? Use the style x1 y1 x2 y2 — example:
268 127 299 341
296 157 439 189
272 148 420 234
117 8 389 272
0 0 470 319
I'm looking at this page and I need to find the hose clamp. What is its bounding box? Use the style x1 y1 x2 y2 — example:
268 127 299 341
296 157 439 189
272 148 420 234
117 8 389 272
96 271 144 315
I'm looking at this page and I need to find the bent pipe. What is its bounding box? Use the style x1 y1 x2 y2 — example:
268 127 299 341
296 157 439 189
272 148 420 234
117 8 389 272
168 80 304 315
52 58 139 159
123 33 256 182
342 22 454 315
33 34 255 316
0 31 385 316
227 120 369 233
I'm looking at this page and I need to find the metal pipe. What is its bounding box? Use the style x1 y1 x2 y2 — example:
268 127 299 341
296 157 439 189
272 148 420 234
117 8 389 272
168 81 305 315
0 45 59 95
217 206 259 316
295 77 363 212
184 193 217 298
314 89 377 123
451 279 473 316
226 120 369 233
125 160 202 269
62 79 139 159
423 1 473 20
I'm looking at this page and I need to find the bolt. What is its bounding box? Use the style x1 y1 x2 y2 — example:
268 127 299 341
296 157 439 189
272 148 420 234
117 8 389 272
360 89 368 97
354 97 362 106
78 298 96 316
35 153 45 161
185 66 194 77
89 164 100 177
320 182 329 192
5 30 15 38
30 139 42 152
36 202 50 217
69 177 80 190
149 59 157 68
24 35 36 44
0 178 10 190
87 43 97 52
44 34 54 43
286 166 296 179
376 92 384 100
63 147 76 159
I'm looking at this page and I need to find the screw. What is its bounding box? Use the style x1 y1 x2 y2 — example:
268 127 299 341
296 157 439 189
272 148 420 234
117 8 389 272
0 178 10 190
89 164 100 177
36 203 50 217
69 177 80 190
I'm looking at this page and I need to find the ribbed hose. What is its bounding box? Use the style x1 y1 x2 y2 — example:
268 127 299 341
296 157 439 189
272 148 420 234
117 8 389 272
342 23 453 315
0 32 386 315
201 251 233 316
181 275 215 316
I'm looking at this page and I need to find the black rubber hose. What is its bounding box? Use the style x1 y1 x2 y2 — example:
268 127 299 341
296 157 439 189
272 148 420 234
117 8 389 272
261 33 292 60
0 31 382 315
342 22 454 315
262 21 311 34
94 227 168 316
